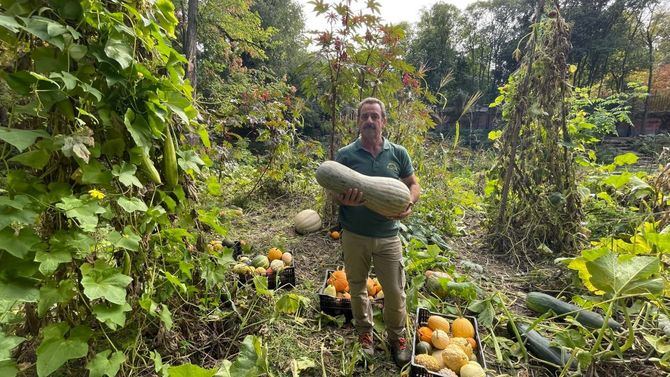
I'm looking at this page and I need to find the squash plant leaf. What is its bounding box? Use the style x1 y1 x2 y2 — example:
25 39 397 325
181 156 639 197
0 331 25 360
229 335 269 377
92 302 131 330
38 279 76 317
0 359 18 377
36 323 91 377
86 349 126 377
167 363 216 377
275 293 311 315
80 260 132 305
0 227 42 259
586 252 663 296
112 163 143 188
0 127 49 152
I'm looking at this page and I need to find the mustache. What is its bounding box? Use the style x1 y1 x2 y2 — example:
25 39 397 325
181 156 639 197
363 123 376 128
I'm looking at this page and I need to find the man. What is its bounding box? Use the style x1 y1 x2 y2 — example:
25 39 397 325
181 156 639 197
334 97 420 367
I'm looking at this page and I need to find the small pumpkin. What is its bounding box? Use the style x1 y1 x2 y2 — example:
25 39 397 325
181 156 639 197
323 284 337 298
267 247 283 262
466 337 477 350
330 230 341 240
415 340 432 355
452 317 475 338
447 337 473 357
459 361 485 377
431 329 450 350
418 326 433 343
442 344 469 372
414 354 441 372
328 270 349 293
427 315 450 333
270 259 284 272
281 252 293 266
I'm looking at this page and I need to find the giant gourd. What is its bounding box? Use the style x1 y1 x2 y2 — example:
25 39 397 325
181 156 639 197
315 161 411 217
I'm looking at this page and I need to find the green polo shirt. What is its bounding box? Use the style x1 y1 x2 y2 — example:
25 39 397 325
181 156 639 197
335 137 414 238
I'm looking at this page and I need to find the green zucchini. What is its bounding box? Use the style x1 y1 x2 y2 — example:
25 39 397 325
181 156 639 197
526 292 622 331
507 321 574 368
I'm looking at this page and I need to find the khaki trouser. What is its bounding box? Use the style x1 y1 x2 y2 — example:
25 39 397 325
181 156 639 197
341 230 406 340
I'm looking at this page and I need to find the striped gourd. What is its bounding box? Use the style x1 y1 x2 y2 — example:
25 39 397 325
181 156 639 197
315 160 410 217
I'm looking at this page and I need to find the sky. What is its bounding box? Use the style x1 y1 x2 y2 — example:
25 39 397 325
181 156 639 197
296 0 479 31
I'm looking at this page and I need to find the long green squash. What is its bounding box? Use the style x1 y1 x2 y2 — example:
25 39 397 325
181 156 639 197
507 321 574 368
526 292 622 331
163 126 178 189
315 160 411 217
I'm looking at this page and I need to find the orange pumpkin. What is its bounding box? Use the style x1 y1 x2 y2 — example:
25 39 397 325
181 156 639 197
267 247 283 262
330 231 341 240
452 317 475 338
328 270 349 293
466 337 477 350
418 326 433 343
366 278 376 296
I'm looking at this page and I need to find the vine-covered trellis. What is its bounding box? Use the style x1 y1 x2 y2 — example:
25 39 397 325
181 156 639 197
489 0 583 261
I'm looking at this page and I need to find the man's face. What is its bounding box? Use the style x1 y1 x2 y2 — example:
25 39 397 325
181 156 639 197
357 103 385 139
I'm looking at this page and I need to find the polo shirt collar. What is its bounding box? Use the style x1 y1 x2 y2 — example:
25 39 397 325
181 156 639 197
355 136 391 150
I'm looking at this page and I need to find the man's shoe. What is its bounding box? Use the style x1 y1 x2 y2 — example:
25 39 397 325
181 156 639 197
390 337 411 367
359 331 374 356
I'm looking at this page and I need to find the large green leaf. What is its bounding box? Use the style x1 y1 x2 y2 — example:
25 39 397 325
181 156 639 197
112 163 143 188
38 279 76 317
586 252 664 296
108 227 140 251
613 152 638 166
117 197 148 213
92 302 131 330
86 350 125 377
0 195 39 230
36 323 91 377
80 160 113 185
0 359 18 377
229 336 269 377
0 15 20 32
0 227 41 259
80 260 132 305
167 364 216 377
56 196 106 232
35 246 72 275
275 293 310 314
104 33 133 69
0 127 49 152
9 148 51 169
0 331 25 359
0 276 39 302
124 109 152 149
153 0 178 37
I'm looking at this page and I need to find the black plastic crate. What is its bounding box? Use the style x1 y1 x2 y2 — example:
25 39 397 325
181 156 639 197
236 258 296 290
318 268 384 320
410 307 487 376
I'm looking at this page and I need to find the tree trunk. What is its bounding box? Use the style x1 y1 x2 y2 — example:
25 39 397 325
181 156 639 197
642 15 655 133
185 0 198 92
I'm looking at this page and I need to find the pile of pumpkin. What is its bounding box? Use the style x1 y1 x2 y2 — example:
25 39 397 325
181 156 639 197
231 247 293 277
322 270 384 300
414 315 486 377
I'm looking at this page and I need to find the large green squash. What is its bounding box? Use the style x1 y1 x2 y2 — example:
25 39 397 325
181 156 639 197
526 292 622 331
315 160 411 217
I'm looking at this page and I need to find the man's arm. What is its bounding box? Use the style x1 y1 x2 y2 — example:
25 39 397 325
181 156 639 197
388 174 420 220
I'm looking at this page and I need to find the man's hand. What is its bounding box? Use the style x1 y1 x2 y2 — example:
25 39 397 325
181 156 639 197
338 188 365 206
387 202 413 220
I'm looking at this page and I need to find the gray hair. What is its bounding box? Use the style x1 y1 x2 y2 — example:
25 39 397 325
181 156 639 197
357 97 386 120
